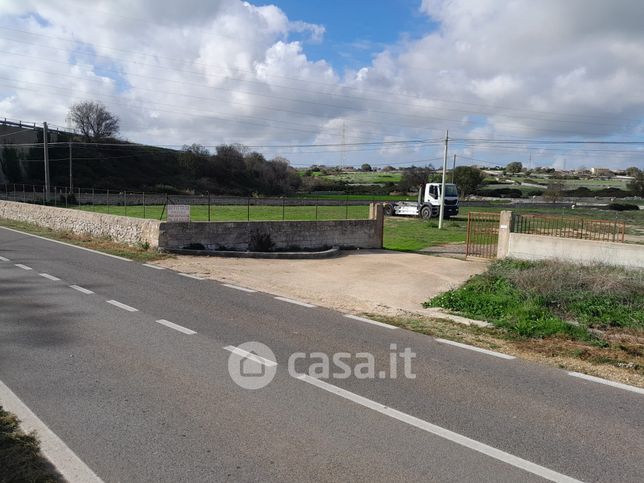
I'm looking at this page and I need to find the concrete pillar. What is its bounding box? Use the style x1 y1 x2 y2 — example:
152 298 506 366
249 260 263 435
497 210 513 259
369 203 384 248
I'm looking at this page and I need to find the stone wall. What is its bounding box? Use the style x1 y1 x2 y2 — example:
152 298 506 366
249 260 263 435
0 200 384 251
0 200 160 247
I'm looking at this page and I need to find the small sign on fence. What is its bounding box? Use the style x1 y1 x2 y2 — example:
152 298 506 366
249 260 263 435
167 204 191 222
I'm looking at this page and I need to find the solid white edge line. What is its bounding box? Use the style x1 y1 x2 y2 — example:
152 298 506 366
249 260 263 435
178 273 204 280
156 319 197 335
223 346 278 367
274 296 316 308
69 285 94 295
0 379 103 483
568 372 644 395
143 263 165 270
0 226 131 261
14 263 32 270
344 314 397 330
39 273 61 281
0 255 9 261
106 300 138 312
222 283 257 293
435 338 515 360
296 374 581 483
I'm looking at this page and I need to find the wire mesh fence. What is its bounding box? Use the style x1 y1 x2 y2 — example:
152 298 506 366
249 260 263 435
0 183 373 221
512 213 625 243
465 211 500 259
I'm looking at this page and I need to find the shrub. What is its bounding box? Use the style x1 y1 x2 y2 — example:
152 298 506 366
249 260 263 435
607 202 639 211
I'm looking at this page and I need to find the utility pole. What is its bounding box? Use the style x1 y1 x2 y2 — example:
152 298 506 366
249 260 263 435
451 154 456 183
43 122 50 202
438 130 448 229
68 138 73 192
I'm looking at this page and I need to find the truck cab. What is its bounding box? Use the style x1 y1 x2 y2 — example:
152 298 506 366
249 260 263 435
383 182 459 219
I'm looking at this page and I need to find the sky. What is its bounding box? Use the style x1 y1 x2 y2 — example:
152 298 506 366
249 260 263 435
0 0 643 170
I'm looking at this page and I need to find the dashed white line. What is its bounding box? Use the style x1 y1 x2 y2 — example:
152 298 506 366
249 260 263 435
222 283 257 293
143 263 165 270
0 226 131 261
223 346 278 367
434 338 515 360
274 296 316 308
178 273 204 280
296 374 580 483
39 273 61 281
344 314 397 330
0 255 10 261
14 263 32 270
156 319 197 335
106 300 138 312
70 285 94 295
0 379 103 482
568 372 644 395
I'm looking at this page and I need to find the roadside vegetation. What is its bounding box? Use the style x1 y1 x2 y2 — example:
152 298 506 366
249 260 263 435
0 218 169 263
415 259 643 381
0 406 61 482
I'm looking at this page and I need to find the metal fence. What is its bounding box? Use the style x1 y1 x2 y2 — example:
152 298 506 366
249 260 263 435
512 213 625 243
0 183 373 221
465 211 500 259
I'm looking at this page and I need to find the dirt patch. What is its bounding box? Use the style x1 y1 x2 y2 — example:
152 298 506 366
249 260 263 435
154 249 488 316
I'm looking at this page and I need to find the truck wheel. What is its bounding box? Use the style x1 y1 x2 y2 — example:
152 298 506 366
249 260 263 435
384 204 394 216
421 206 432 219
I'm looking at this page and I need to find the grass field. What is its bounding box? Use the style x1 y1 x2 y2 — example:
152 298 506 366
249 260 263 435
310 171 402 184
76 204 371 221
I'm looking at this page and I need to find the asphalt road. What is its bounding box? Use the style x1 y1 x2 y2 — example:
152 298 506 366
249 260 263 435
0 226 642 482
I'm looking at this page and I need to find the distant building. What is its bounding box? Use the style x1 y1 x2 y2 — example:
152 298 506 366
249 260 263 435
590 167 614 177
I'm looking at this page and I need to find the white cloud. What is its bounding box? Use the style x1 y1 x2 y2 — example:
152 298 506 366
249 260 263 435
0 0 642 169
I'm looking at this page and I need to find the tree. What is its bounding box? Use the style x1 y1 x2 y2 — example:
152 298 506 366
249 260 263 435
625 166 641 177
179 144 210 171
68 101 119 141
452 166 485 196
360 163 372 172
397 166 433 193
505 161 523 174
628 170 644 197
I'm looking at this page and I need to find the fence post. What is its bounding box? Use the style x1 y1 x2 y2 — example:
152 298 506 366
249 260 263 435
315 199 318 220
123 191 127 216
78 187 81 207
345 194 349 219
143 192 146 219
32 184 36 203
207 191 211 222
282 198 285 220
22 184 25 203
42 185 45 205
92 188 95 211
247 197 250 221
107 189 110 214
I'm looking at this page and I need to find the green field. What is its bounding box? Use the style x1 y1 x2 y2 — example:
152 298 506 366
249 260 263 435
76 204 370 221
311 171 402 184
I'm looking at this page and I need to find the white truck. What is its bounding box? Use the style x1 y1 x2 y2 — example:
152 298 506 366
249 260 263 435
382 182 459 219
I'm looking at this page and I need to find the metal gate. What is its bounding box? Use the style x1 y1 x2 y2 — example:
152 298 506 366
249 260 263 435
465 212 500 259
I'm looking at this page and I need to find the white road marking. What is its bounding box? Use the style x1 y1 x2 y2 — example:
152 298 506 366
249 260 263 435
156 319 197 335
0 379 103 483
222 283 257 293
15 263 32 270
39 273 61 281
143 263 165 270
0 226 131 261
435 338 515 360
568 372 644 395
223 345 278 367
274 296 316 308
296 374 581 483
178 273 204 280
0 255 9 261
70 285 94 295
106 300 138 312
344 314 397 330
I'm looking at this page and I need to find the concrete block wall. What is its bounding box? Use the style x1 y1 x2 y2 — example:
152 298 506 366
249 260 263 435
504 233 644 269
159 219 383 251
0 200 161 247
